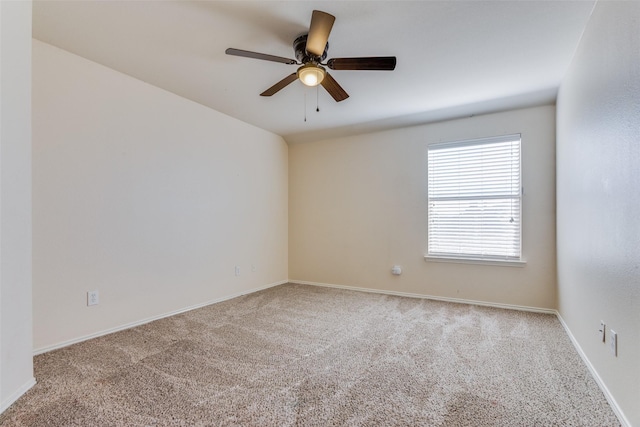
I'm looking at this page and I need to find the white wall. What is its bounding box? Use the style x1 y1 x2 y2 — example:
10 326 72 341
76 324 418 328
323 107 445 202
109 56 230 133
556 2 640 425
32 40 288 352
290 105 557 310
0 0 36 413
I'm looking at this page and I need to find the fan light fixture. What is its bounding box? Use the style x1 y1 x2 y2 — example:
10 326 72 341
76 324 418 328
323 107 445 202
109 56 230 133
297 64 326 87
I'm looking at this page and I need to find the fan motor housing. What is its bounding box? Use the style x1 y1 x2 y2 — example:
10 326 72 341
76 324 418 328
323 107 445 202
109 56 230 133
294 34 328 63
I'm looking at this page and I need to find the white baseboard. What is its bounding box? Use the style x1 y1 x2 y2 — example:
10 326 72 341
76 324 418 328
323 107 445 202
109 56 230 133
33 280 288 356
555 313 630 427
292 280 557 314
1 377 36 414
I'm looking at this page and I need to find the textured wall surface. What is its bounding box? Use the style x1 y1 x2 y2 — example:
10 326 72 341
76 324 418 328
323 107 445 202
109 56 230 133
32 40 288 352
290 106 557 310
0 0 36 413
556 2 640 425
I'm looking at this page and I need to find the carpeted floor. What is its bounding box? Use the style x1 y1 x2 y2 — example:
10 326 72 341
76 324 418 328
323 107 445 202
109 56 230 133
0 283 620 426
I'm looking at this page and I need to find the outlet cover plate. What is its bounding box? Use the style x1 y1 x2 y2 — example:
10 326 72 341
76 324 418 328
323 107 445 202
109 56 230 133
87 290 99 306
610 330 617 356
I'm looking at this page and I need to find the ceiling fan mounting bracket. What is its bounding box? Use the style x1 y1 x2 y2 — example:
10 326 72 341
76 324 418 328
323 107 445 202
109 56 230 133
294 34 328 64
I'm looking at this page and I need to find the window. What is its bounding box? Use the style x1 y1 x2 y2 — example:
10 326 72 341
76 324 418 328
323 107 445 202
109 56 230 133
427 134 522 263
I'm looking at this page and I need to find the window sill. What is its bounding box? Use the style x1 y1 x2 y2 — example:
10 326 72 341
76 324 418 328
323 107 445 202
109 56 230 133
424 255 526 267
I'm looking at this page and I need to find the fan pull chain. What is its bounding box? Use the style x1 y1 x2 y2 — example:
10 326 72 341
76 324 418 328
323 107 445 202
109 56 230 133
316 85 320 112
304 92 307 122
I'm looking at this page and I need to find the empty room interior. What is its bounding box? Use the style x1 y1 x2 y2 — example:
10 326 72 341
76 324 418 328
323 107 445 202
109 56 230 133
1 0 638 426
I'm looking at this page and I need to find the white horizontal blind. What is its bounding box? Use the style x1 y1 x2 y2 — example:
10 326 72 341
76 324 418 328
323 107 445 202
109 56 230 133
427 135 521 260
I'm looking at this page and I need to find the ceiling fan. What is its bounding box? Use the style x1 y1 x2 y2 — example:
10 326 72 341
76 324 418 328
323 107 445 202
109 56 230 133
225 10 396 102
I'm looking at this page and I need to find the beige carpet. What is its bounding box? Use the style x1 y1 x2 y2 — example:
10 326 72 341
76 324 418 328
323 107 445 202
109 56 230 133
0 283 619 426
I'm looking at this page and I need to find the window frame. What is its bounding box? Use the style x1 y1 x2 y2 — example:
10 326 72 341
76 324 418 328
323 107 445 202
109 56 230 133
425 134 525 267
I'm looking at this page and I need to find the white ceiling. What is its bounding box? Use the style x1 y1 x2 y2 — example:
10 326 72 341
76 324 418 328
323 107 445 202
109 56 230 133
32 1 595 143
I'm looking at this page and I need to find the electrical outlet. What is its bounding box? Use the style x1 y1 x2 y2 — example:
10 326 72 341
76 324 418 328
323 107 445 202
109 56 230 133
87 290 99 306
235 266 240 276
610 330 617 356
599 321 606 342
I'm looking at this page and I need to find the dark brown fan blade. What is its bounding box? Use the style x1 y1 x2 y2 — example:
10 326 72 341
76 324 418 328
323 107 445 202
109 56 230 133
260 73 298 96
327 57 397 71
226 48 296 65
306 10 335 57
321 72 349 102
